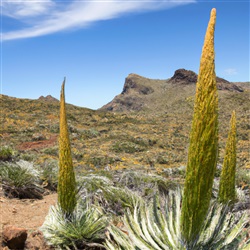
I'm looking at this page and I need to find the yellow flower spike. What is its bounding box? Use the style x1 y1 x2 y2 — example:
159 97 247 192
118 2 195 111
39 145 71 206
57 78 77 217
181 8 219 243
218 111 237 203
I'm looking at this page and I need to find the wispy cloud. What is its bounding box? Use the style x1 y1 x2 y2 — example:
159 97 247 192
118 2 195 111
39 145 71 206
1 0 196 41
2 0 55 18
224 68 238 76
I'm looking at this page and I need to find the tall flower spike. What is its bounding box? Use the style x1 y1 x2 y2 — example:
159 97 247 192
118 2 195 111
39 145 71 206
218 111 237 204
57 78 77 216
181 8 218 244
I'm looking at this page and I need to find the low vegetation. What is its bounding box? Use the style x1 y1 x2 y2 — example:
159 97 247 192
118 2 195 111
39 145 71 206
106 188 249 250
0 78 249 171
0 161 43 199
41 201 107 250
0 146 15 161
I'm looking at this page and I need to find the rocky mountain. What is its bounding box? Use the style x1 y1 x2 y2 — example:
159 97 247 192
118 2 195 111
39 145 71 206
100 69 246 113
169 69 244 92
38 95 58 102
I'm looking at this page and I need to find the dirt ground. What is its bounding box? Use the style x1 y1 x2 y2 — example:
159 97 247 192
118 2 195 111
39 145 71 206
0 136 58 249
16 135 58 151
0 193 57 249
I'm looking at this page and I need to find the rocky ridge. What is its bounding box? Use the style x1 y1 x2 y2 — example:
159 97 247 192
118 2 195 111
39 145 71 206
100 69 245 112
170 69 244 92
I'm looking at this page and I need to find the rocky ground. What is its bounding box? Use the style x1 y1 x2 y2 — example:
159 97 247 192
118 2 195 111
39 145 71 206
0 192 57 249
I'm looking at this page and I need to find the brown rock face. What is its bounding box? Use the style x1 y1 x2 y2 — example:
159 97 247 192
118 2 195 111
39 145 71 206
170 69 244 92
216 76 244 92
3 226 27 250
170 69 197 84
122 74 154 95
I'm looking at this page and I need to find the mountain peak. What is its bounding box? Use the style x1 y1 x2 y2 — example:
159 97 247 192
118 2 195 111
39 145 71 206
170 69 197 84
38 95 58 102
169 68 243 92
121 74 154 95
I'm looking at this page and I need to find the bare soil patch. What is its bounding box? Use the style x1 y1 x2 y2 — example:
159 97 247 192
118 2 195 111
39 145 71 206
17 135 58 151
0 193 57 249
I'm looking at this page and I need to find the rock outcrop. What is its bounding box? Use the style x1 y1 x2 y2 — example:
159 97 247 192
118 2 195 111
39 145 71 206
122 74 154 95
2 227 52 250
25 230 53 250
38 95 58 102
3 225 27 249
170 69 197 84
170 69 244 92
101 73 160 112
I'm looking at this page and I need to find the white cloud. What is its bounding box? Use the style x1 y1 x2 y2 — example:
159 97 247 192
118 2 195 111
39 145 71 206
224 68 238 76
2 0 55 18
1 0 196 41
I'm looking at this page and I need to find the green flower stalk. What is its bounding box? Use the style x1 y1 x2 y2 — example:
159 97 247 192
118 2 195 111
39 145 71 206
57 78 77 216
181 8 219 243
218 111 237 204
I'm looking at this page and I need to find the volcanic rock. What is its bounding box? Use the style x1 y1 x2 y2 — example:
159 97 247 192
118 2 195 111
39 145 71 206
25 230 52 250
3 225 27 250
170 69 197 84
170 69 244 92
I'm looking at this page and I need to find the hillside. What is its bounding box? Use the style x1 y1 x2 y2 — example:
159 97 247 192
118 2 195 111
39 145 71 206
0 70 249 171
100 69 245 113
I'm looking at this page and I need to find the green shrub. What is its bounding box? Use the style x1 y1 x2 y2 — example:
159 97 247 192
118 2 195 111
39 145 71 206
20 153 36 162
85 155 115 168
81 128 100 139
236 168 250 187
78 174 141 216
72 148 84 161
39 160 58 191
43 146 58 156
118 170 176 197
112 141 146 153
161 166 186 179
0 162 43 199
41 201 107 249
0 146 14 161
77 170 177 218
156 153 169 164
106 188 249 250
50 124 59 133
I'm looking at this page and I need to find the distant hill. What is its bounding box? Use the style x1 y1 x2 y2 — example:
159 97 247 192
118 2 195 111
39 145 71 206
38 95 58 102
100 69 246 112
0 69 249 170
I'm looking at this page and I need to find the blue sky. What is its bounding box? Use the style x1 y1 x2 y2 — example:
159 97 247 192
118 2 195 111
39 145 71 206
1 0 249 109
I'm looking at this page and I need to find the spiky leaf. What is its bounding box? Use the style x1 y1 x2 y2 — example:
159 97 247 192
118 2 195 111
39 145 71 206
41 201 107 249
106 188 249 250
